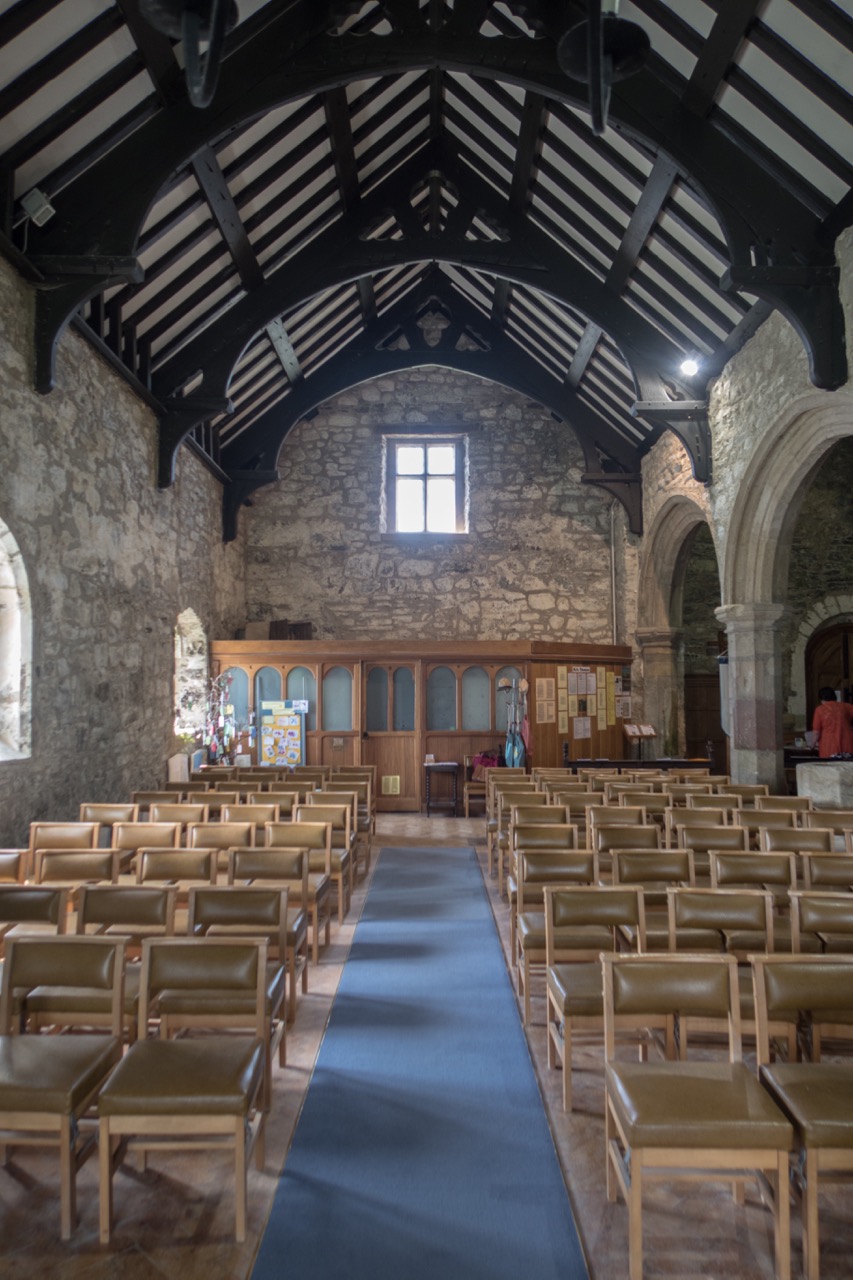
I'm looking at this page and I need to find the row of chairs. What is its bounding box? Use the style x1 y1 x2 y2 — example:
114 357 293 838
598 949 853 1280
0 932 274 1243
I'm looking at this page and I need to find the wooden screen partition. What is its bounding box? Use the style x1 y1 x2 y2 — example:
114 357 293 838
211 640 634 812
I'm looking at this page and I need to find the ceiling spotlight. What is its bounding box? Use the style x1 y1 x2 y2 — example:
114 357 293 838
680 358 700 377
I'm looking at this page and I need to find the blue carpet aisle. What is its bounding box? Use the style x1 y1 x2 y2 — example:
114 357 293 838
252 846 589 1280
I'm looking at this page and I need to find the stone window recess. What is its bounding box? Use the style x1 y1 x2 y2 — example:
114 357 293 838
173 608 208 745
383 435 467 533
0 519 31 761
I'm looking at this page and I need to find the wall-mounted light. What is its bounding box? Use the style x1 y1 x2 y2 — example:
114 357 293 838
680 357 700 377
20 187 55 227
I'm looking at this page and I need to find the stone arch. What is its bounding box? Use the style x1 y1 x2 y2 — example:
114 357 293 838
0 519 32 760
722 391 853 607
173 608 208 743
635 496 718 755
637 495 716 632
789 597 853 722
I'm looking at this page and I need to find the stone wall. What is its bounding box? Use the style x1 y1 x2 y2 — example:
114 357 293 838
245 370 622 643
0 257 246 844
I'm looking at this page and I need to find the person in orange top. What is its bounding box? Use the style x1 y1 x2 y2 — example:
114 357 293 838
812 687 853 758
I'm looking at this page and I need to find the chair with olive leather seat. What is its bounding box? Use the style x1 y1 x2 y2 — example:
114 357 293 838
34 849 121 890
587 805 648 857
222 802 281 829
505 805 571 901
190 880 307 1023
544 884 646 1110
252 829 331 964
187 821 257 876
508 827 583 964
134 848 218 900
0 850 25 884
753 953 853 1280
803 809 853 850
296 803 351 923
29 821 100 865
97 936 268 1245
611 848 696 950
603 952 793 1280
322 779 373 878
762 827 837 856
515 849 600 1025
186 885 290 1087
0 935 125 1239
494 790 550 895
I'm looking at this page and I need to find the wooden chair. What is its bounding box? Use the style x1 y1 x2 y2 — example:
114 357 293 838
29 822 100 862
515 849 599 1025
189 883 307 1025
97 937 267 1244
261 825 332 963
753 953 853 1280
462 756 487 817
0 850 26 883
611 849 696 950
296 803 351 923
544 884 646 1110
130 791 177 816
762 827 837 855
508 826 582 963
500 799 565 898
222 802 281 828
187 821 257 874
135 848 218 891
603 952 793 1280
0 935 125 1238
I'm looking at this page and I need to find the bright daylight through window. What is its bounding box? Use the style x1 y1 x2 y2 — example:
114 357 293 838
385 436 466 534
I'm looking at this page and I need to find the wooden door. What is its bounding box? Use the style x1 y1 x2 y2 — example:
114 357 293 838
362 663 420 811
684 674 728 773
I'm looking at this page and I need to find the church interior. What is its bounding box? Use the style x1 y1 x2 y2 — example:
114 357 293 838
1 1 852 1276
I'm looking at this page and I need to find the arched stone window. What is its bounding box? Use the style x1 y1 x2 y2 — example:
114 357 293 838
173 608 208 743
0 520 31 760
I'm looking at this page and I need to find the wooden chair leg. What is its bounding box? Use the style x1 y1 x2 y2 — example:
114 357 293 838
98 1120 113 1245
59 1115 76 1241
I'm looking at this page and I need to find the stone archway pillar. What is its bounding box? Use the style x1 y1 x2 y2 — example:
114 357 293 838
635 627 684 756
715 603 790 789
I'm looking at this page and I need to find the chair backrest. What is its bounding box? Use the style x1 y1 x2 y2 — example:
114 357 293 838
223 803 280 827
803 809 853 839
187 885 288 956
136 848 217 885
761 826 835 853
593 824 660 854
717 778 768 798
755 794 813 812
587 805 646 850
518 852 599 912
799 852 853 889
264 791 299 816
76 884 177 936
662 783 713 804
752 953 853 1064
666 887 775 954
130 791 177 814
29 821 99 853
0 883 68 928
677 824 749 854
683 796 738 823
611 848 696 888
187 821 256 850
542 885 645 964
0 935 125 1036
295 805 349 851
137 937 267 1040
709 851 797 893
228 846 309 892
602 952 741 1061
512 823 578 853
34 849 119 885
79 803 139 830
0 850 26 883
267 819 331 851
511 804 568 829
149 802 210 827
603 780 654 802
113 821 181 851
201 791 241 815
790 890 853 952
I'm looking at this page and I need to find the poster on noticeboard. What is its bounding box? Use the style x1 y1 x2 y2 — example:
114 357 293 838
259 701 306 767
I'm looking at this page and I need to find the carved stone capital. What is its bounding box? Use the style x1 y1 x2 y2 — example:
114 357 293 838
715 603 791 634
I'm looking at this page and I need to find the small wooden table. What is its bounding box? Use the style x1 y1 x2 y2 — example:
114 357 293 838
424 762 460 816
